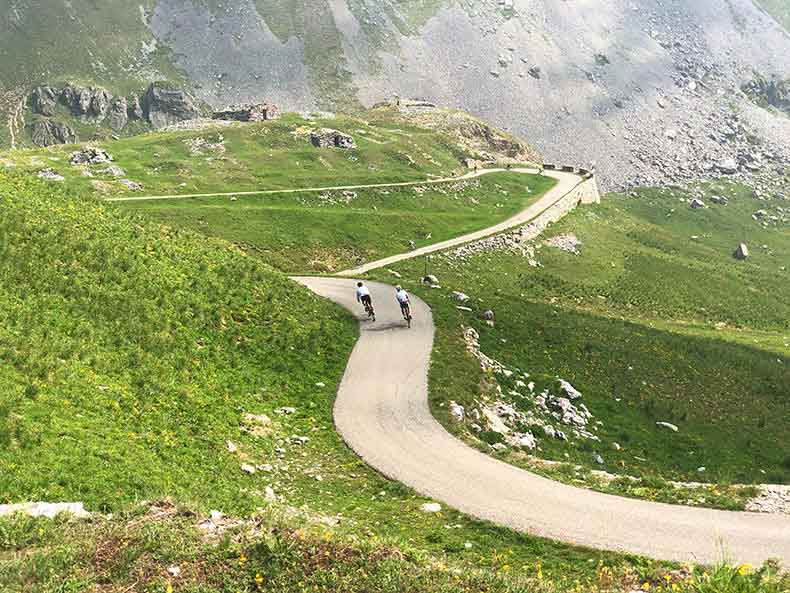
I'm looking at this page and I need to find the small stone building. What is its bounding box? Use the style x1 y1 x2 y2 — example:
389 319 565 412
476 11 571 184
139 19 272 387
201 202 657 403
310 128 356 149
213 103 281 122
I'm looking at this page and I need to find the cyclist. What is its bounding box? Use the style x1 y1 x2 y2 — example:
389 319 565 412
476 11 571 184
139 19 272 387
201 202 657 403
395 285 412 327
355 282 375 321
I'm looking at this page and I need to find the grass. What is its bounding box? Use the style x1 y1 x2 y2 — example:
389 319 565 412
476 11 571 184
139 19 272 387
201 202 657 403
119 172 555 272
0 169 658 589
370 180 790 491
2 112 471 196
3 505 787 593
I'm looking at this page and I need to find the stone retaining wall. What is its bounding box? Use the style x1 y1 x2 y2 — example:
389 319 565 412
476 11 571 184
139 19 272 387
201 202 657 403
449 168 601 259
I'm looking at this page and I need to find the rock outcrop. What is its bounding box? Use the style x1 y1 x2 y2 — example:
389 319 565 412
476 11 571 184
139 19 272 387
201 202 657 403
109 98 128 131
29 119 77 147
30 86 57 117
743 75 790 115
310 128 356 149
142 82 200 129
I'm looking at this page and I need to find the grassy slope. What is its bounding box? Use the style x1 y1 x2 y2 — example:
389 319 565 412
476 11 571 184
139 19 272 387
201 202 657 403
3 507 788 593
121 173 555 273
373 182 790 487
0 170 638 588
2 112 468 196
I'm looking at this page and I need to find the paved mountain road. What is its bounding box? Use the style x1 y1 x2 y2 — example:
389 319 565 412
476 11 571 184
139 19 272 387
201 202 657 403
293 278 790 565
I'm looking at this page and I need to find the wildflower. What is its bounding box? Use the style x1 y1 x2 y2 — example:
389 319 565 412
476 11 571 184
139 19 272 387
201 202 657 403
255 573 264 586
239 553 248 566
166 583 173 593
642 582 651 591
737 564 754 576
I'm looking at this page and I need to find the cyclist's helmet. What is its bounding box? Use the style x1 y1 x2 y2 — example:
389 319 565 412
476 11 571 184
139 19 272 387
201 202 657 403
395 285 402 291
357 282 363 287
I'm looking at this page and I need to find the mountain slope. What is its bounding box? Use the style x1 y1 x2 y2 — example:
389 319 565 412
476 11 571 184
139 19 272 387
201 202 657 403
4 0 790 190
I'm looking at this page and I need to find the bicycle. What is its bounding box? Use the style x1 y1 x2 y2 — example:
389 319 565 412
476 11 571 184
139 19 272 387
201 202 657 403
400 302 412 328
363 299 376 322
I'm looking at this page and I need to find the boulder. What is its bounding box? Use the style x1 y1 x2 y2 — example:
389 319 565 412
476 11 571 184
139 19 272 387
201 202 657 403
716 158 738 174
30 119 77 146
423 274 439 285
734 242 749 260
517 433 537 450
482 310 495 322
310 128 356 149
451 291 470 302
30 86 57 116
143 82 200 129
0 502 90 519
689 198 705 209
449 401 465 422
70 146 112 165
711 195 728 205
420 502 442 513
109 97 128 131
36 168 65 182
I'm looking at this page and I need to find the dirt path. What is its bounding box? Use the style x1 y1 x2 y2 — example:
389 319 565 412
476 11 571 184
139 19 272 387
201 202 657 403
293 277 790 565
105 167 529 203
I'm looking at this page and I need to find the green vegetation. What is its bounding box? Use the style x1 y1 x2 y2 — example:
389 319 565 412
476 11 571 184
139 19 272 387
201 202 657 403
0 169 652 591
374 181 790 490
3 506 787 593
121 173 554 272
2 112 476 196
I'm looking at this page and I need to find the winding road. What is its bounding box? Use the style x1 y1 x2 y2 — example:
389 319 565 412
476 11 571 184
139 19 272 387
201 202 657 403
293 169 790 566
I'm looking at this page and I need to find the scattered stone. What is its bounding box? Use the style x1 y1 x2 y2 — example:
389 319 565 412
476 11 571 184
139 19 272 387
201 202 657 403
452 291 470 302
528 66 542 79
241 463 257 474
243 413 273 438
36 168 64 182
100 165 126 178
518 433 537 450
449 401 465 422
456 306 473 312
491 442 508 451
265 486 277 502
275 407 296 415
167 565 181 577
558 379 583 400
119 179 143 191
482 310 495 322
70 146 112 165
710 195 728 205
734 243 749 260
0 502 90 519
420 502 442 513
689 198 706 209
423 274 439 286
594 454 605 465
545 234 583 254
226 441 238 453
613 442 622 451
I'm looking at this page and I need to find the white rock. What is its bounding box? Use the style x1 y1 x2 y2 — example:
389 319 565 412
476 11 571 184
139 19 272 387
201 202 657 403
518 433 537 450
241 463 257 474
656 421 679 432
449 401 466 422
0 502 90 519
452 291 470 302
226 440 238 453
420 502 442 513
265 486 277 502
167 565 181 577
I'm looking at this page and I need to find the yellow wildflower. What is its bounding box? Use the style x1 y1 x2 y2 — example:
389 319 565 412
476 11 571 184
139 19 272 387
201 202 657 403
737 564 754 576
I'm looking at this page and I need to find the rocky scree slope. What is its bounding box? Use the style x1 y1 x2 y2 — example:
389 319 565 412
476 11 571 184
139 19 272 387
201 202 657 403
3 0 790 190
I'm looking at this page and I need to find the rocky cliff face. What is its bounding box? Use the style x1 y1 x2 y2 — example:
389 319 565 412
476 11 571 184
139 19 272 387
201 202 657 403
4 0 790 189
25 82 200 146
